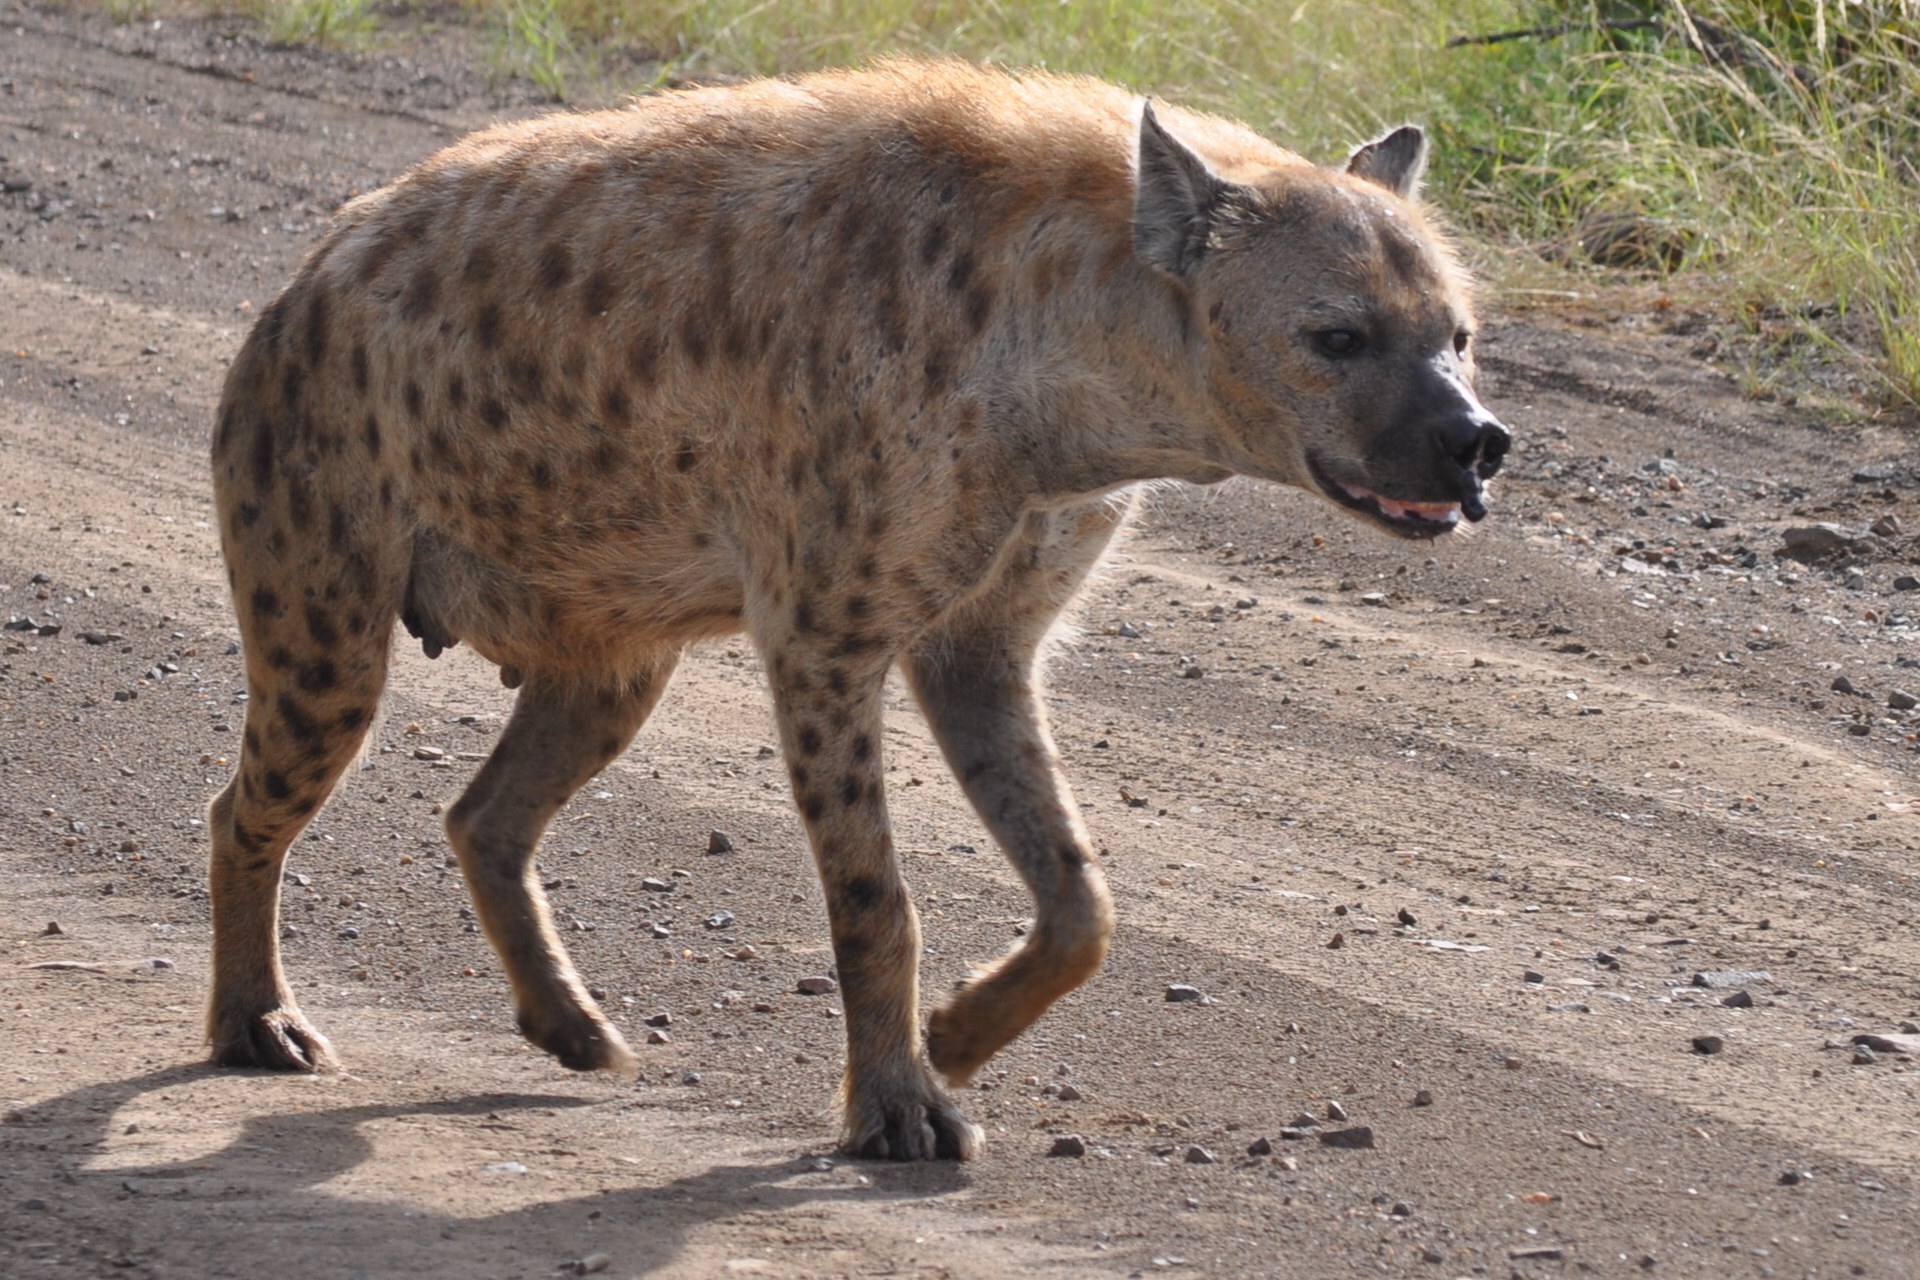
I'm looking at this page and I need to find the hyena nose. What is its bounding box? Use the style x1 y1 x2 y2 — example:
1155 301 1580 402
1438 414 1511 482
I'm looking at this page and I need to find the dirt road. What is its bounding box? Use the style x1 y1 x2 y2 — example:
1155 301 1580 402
2 6 1917 1277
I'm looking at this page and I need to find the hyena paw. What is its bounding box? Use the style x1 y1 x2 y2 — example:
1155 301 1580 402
210 1005 339 1073
925 1002 999 1088
515 1006 637 1074
843 1077 983 1161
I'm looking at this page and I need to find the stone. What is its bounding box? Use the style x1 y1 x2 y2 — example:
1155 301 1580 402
1719 990 1754 1009
1047 1134 1087 1157
1183 1144 1217 1164
1889 690 1917 711
1164 984 1204 1003
1691 1035 1725 1055
796 975 837 995
640 877 675 892
1852 1033 1918 1056
1779 523 1860 562
1692 970 1770 989
1246 1136 1273 1156
1317 1126 1375 1149
1412 1089 1433 1108
706 829 735 854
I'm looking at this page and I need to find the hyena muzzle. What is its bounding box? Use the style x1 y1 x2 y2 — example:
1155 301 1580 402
207 60 1508 1160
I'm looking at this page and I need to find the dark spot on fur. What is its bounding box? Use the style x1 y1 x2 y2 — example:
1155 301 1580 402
238 502 262 528
280 360 305 410
297 659 337 693
276 692 324 744
305 604 340 647
674 443 698 472
961 759 991 783
328 503 350 552
965 283 995 334
476 302 503 351
481 398 508 431
581 269 615 315
351 344 369 392
826 667 847 696
363 413 383 457
841 875 885 913
947 249 975 293
838 775 865 807
531 460 554 490
263 771 293 801
339 706 366 732
463 245 496 285
794 599 817 634
797 725 822 757
846 596 870 619
852 733 872 761
507 353 544 403
801 793 825 823
919 219 950 266
599 735 622 758
266 646 295 670
286 477 315 533
537 243 572 290
628 336 659 386
832 631 876 658
447 373 466 408
681 316 710 368
602 383 631 426
250 586 280 617
404 381 424 419
856 556 876 579
1055 841 1087 866
401 266 440 321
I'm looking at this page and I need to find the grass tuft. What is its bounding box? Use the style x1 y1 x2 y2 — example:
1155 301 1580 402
260 0 379 49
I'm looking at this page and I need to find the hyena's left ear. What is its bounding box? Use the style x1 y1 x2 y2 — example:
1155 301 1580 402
1345 125 1428 201
1133 100 1228 279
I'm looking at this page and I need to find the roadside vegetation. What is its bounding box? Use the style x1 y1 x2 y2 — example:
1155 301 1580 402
149 1 1920 408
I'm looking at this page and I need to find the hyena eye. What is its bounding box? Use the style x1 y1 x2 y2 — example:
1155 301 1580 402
1313 329 1363 359
1453 330 1472 357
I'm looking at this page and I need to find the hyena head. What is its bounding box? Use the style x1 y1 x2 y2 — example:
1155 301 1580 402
1135 106 1511 539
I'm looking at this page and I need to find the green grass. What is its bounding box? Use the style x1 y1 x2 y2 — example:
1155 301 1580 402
236 0 1920 408
258 0 379 48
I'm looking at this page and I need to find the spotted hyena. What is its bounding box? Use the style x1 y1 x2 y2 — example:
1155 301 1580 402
208 60 1508 1160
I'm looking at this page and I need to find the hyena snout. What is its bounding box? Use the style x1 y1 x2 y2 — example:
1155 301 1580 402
1430 411 1511 521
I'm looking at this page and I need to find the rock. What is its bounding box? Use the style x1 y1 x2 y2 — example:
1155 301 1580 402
1870 514 1903 537
1287 1112 1321 1129
1692 970 1770 989
644 1011 672 1027
1246 1136 1273 1156
1509 1246 1566 1262
646 1029 671 1045
1889 690 1917 711
1390 1201 1414 1218
1359 592 1389 607
1395 908 1416 927
1779 1169 1808 1186
1523 970 1545 984
640 877 674 893
1850 1032 1917 1055
41 921 62 936
1831 675 1859 695
1895 575 1920 592
1779 523 1861 562
1164 984 1204 1003
1183 1144 1217 1164
706 829 735 854
1412 1089 1434 1108
1277 1126 1315 1141
1719 990 1754 1009
412 745 445 761
78 631 125 645
1318 1126 1375 1149
574 1254 612 1276
704 910 736 930
645 922 671 938
1691 1035 1725 1055
1546 1002 1593 1014
1853 464 1897 484
796 975 837 995
338 926 360 940
1851 1044 1877 1065
1326 931 1345 949
1326 1099 1348 1122
1056 1084 1083 1102
1047 1134 1087 1157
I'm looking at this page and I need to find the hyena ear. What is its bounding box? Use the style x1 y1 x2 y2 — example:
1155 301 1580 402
1344 125 1428 200
1133 100 1228 279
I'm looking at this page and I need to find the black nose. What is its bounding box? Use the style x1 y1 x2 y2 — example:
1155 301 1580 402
1438 416 1510 480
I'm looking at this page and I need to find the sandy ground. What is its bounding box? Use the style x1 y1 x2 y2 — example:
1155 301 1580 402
2 5 1918 1278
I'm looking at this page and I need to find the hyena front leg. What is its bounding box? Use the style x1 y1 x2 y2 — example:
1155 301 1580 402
905 501 1128 1086
444 659 677 1072
762 636 981 1161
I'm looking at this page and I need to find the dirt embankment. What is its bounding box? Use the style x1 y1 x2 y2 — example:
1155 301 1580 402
2 6 1917 1278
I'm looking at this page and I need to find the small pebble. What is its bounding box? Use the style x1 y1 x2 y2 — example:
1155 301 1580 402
646 1029 671 1045
1047 1134 1087 1158
704 910 736 930
1851 1045 1877 1066
706 829 735 854
1720 990 1754 1009
1779 1169 1808 1186
574 1253 612 1275
644 1011 672 1027
640 877 674 893
1245 1136 1273 1156
1056 1084 1083 1102
1412 1089 1433 1108
1395 908 1416 927
1183 1144 1217 1164
1692 1035 1725 1055
1164 984 1203 1003
796 975 837 996
1326 1099 1348 1122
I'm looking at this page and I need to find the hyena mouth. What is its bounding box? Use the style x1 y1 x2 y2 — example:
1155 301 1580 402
1309 458 1466 539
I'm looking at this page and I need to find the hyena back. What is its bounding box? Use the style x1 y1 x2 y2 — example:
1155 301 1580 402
208 60 1508 1161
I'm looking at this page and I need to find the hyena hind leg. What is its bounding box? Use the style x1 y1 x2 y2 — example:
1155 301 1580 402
443 658 678 1073
207 589 397 1072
